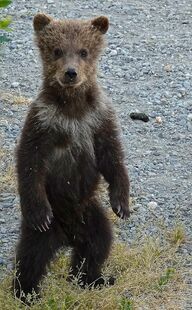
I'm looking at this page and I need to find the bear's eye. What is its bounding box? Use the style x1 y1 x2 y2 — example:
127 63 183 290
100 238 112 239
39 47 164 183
79 49 88 58
53 48 63 60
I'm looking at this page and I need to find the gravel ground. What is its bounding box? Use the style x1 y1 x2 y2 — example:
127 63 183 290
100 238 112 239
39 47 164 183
0 0 192 305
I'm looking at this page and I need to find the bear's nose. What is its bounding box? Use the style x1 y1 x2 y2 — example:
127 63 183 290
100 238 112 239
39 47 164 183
65 68 77 81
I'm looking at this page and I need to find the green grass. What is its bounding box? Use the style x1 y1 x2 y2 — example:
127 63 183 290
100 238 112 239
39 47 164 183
167 225 186 247
0 235 187 310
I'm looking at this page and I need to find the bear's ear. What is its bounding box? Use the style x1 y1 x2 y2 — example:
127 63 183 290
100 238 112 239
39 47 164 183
33 13 52 32
91 16 109 34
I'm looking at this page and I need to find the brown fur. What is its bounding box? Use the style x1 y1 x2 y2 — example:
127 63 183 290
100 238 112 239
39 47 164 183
13 13 130 304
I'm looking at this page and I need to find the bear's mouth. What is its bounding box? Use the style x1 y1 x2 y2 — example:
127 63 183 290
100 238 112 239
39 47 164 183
55 76 85 89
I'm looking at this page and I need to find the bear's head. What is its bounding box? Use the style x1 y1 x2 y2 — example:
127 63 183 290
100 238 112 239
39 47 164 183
33 13 109 89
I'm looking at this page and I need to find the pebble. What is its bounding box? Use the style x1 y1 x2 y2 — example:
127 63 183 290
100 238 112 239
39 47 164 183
187 114 192 131
132 204 141 211
0 258 5 266
155 116 162 124
164 64 173 72
147 201 158 210
11 82 20 88
110 49 118 56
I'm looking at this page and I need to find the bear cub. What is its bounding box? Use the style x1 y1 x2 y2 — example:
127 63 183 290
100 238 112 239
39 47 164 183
13 13 130 303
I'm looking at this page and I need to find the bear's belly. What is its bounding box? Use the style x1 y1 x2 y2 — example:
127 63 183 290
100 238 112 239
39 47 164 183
45 146 99 209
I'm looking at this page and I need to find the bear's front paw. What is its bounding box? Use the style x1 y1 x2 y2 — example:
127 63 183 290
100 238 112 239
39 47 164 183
23 204 53 232
110 197 130 220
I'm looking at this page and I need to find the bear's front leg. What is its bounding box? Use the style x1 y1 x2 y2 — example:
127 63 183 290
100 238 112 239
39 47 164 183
94 113 130 219
16 112 53 232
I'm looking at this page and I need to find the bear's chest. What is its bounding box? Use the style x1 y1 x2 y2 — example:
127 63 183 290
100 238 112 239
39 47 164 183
36 101 107 168
51 112 97 161
37 104 102 167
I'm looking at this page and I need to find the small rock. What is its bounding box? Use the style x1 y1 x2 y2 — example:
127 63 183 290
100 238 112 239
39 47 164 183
164 64 173 72
132 204 142 211
147 201 158 210
123 289 133 299
11 82 20 88
110 49 118 56
0 258 5 266
155 116 162 124
187 113 192 131
187 114 192 122
0 219 5 224
183 81 190 89
47 0 54 3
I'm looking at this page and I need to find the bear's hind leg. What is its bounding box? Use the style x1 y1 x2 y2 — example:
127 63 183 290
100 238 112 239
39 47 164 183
69 199 114 288
13 219 65 304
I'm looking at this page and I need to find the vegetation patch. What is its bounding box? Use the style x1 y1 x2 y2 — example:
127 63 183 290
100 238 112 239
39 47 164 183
0 148 16 192
0 235 187 309
167 225 186 247
0 92 31 105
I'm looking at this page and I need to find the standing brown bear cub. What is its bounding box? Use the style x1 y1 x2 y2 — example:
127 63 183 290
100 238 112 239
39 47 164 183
13 13 130 302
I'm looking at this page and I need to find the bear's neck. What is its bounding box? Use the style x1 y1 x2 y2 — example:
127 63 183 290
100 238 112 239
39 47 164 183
41 79 100 118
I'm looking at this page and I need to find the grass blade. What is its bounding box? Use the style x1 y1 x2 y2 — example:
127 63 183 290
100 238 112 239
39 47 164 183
0 0 12 8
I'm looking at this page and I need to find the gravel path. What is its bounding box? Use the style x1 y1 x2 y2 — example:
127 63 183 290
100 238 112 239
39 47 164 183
0 0 191 304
